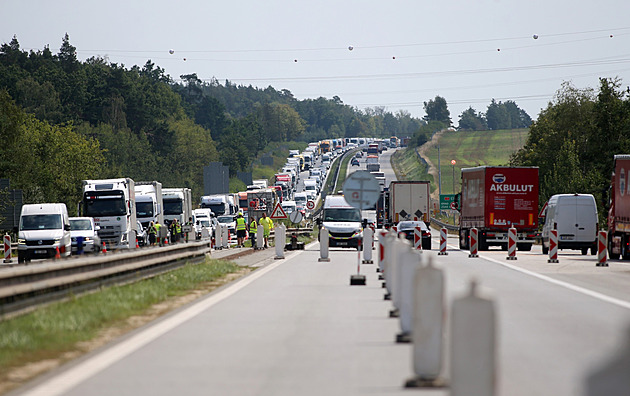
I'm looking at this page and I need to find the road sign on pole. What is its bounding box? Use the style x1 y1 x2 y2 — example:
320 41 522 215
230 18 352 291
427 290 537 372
440 194 457 210
270 203 287 219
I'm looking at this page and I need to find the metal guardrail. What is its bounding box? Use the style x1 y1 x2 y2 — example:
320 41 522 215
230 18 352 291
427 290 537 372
430 217 459 232
0 240 212 317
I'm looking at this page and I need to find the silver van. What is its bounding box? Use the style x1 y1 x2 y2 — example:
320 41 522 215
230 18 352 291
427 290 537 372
17 203 72 262
541 194 598 255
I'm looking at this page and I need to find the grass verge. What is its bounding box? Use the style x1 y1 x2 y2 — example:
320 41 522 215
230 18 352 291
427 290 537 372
0 258 246 394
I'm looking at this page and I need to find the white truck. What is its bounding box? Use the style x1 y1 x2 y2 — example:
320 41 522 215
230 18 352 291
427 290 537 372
387 181 431 226
366 155 380 172
162 188 193 227
135 181 164 230
81 178 137 249
200 194 235 216
252 179 269 189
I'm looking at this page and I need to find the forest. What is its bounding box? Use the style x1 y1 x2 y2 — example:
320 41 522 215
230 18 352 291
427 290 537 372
0 34 424 209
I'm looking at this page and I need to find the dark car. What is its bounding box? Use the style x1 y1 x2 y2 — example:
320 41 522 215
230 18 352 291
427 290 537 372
396 220 431 250
351 158 360 166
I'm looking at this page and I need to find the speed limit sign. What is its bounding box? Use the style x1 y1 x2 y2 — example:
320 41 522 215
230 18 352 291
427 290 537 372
306 200 315 210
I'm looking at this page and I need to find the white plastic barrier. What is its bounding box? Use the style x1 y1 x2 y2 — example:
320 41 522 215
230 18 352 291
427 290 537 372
548 229 559 263
412 259 445 382
3 234 12 263
451 280 496 396
397 247 422 343
275 224 285 259
221 224 229 249
438 228 448 255
378 230 388 273
214 224 222 249
383 231 399 301
507 226 517 260
256 226 264 250
318 227 330 262
391 235 410 316
597 230 608 267
362 226 373 264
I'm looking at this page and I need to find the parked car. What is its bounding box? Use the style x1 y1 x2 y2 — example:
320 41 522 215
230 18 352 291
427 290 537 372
69 217 102 254
396 220 431 250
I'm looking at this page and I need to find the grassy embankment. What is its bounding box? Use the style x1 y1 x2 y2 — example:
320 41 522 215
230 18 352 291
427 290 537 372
0 259 245 394
391 128 529 224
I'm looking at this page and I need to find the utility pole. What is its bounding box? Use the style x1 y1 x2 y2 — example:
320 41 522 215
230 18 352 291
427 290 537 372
437 145 442 197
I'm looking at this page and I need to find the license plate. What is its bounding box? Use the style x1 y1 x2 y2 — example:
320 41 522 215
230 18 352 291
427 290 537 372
337 241 348 246
34 250 47 254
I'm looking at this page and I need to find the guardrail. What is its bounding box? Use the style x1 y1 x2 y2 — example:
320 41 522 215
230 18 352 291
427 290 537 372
430 217 459 232
0 240 212 317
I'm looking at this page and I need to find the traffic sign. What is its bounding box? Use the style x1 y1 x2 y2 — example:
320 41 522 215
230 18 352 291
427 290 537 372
270 203 287 219
450 202 457 210
440 194 457 210
343 171 380 210
249 200 257 208
306 200 315 210
289 210 303 224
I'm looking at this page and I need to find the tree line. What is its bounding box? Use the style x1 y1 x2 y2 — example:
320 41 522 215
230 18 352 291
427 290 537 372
0 34 425 210
510 78 630 219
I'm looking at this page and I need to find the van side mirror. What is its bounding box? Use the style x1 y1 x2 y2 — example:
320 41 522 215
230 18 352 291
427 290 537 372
64 224 71 231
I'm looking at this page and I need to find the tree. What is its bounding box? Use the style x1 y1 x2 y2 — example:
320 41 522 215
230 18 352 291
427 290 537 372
485 99 510 130
458 107 486 131
423 96 451 125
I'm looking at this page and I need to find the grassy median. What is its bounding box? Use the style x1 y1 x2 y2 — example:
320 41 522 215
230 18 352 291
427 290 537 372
0 258 245 394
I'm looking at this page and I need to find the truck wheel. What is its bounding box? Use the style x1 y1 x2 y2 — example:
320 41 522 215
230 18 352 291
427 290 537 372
542 243 549 255
459 230 468 250
18 251 25 264
581 248 588 255
501 243 508 251
590 244 596 255
517 243 532 251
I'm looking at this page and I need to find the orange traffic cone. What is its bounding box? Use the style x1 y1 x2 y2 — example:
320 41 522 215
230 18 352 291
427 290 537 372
101 241 107 254
136 238 140 249
54 246 61 259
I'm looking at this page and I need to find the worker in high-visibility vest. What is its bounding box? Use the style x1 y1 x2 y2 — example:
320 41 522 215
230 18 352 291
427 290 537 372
148 221 157 246
155 221 163 246
235 213 247 248
259 212 274 248
249 217 258 249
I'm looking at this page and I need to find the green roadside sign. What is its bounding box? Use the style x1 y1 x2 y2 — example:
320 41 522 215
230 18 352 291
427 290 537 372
440 194 457 210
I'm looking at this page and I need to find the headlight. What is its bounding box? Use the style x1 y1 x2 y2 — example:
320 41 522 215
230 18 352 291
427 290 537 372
352 229 363 237
18 238 26 245
54 238 61 243
84 237 93 242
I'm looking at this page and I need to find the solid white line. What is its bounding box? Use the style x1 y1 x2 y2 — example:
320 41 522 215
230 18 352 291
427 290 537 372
20 253 299 396
447 244 630 310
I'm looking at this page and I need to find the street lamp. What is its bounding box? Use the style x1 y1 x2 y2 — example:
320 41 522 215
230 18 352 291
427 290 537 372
451 160 456 194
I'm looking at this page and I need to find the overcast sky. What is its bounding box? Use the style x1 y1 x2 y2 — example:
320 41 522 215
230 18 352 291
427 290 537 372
3 0 630 122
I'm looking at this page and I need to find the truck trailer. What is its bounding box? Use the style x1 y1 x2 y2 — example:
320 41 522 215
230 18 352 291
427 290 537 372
459 166 539 251
81 178 137 249
387 181 431 227
608 154 630 259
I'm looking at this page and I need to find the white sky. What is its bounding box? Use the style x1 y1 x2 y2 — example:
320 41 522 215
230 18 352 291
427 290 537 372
3 0 630 122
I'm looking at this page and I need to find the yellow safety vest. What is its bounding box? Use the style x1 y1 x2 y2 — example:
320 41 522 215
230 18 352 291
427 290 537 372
249 220 257 233
236 217 246 231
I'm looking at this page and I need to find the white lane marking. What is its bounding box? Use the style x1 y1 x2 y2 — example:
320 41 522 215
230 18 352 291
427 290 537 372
20 252 302 396
447 244 630 310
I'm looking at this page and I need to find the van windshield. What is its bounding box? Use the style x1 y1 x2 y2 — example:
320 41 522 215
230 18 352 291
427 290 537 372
323 208 361 222
70 219 93 231
136 202 154 217
21 214 62 231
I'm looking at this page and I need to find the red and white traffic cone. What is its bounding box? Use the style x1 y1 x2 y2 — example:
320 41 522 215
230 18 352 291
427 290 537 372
136 238 140 249
548 229 559 263
54 246 61 259
101 241 107 254
469 228 479 258
506 226 517 260
438 227 448 255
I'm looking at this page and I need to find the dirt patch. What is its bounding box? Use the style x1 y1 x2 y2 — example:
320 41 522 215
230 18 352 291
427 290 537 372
0 267 252 395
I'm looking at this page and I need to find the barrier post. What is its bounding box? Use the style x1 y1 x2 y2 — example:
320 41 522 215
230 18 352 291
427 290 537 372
548 229 559 263
318 227 331 262
438 228 448 255
406 258 446 388
363 226 374 264
397 247 422 343
506 226 517 260
221 225 229 249
350 236 366 285
214 224 222 250
274 224 285 259
469 228 479 258
3 234 12 263
256 225 264 250
597 230 608 267
391 236 410 317
378 230 388 273
451 280 496 396
414 226 423 251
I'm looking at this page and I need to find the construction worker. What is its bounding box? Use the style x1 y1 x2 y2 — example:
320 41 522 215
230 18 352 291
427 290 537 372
148 221 157 246
175 219 183 242
235 212 247 248
259 212 274 248
249 216 258 249
154 220 163 246
185 217 193 242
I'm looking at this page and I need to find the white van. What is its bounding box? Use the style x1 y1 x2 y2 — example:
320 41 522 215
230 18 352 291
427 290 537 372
193 208 214 239
17 203 72 263
541 193 598 255
294 192 308 211
318 195 363 249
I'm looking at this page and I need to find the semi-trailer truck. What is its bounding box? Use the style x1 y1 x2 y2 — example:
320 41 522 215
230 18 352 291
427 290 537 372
387 181 431 227
162 188 193 227
459 166 539 251
81 178 137 249
135 181 164 230
608 154 630 259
